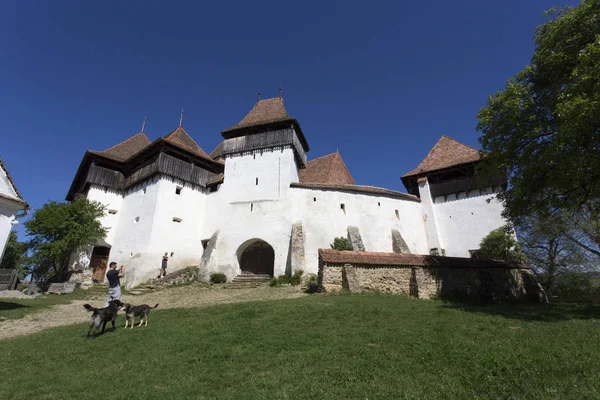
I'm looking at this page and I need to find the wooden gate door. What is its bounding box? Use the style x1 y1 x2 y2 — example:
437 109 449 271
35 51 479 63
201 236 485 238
240 241 275 276
89 246 110 282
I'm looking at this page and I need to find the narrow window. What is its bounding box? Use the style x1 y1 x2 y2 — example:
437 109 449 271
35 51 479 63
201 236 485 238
313 197 316 202
253 154 256 159
201 239 209 250
173 217 182 223
395 210 400 220
378 202 380 206
251 203 254 212
255 177 258 185
143 187 147 194
108 209 118 215
176 186 183 195
134 217 140 223
340 203 346 215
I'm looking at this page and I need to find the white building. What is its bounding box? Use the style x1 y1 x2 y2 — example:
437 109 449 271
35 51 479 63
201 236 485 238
0 158 28 264
67 96 506 287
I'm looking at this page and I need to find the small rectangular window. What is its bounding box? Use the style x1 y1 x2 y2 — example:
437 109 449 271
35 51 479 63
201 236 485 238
340 203 346 215
250 203 254 212
134 217 140 223
255 177 258 185
176 186 183 195
395 210 400 220
313 197 316 202
173 217 182 223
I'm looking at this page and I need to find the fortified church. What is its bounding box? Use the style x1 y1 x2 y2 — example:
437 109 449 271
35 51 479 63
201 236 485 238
67 94 506 288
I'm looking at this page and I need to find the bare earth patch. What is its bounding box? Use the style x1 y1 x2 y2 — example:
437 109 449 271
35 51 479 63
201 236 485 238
0 284 306 340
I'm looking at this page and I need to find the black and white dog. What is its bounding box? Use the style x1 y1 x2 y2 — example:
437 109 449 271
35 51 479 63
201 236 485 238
122 303 159 328
83 300 124 338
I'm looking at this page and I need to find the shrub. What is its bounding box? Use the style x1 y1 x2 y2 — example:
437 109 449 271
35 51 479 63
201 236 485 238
269 277 280 287
478 224 526 263
330 237 353 251
209 273 227 284
290 269 304 285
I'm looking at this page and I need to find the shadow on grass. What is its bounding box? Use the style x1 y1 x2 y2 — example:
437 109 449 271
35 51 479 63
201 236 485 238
440 301 600 322
0 302 32 312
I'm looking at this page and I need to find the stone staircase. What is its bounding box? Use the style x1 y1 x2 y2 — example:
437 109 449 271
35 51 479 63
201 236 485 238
226 274 271 289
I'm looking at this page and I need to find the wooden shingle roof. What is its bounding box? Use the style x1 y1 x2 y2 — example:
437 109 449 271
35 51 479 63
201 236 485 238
402 135 481 178
163 127 211 160
222 98 295 133
221 97 309 151
89 132 151 162
299 152 355 185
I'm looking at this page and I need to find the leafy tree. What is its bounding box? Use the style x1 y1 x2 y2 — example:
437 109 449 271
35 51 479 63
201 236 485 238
478 225 526 263
0 230 28 278
517 214 588 294
476 0 600 254
25 199 107 282
330 237 353 251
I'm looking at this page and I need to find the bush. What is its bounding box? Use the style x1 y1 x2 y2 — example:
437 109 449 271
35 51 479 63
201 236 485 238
209 273 227 284
269 277 280 287
270 275 293 287
478 224 526 263
330 237 353 251
290 269 304 285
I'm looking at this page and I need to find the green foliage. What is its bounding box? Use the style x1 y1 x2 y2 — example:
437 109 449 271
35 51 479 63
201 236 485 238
551 272 598 301
290 269 304 285
517 213 589 294
476 0 600 255
330 237 353 251
0 230 28 278
24 199 107 282
269 274 292 286
479 225 526 263
209 273 227 284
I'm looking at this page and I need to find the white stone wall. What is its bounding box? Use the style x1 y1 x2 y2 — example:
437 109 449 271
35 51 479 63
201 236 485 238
432 187 506 257
0 201 20 262
291 188 429 274
221 148 298 203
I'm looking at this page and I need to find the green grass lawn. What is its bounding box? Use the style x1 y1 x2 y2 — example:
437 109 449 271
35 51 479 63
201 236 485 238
0 290 94 320
1 293 599 399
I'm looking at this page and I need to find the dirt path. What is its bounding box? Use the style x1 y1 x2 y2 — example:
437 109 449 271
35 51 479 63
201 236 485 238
0 284 307 340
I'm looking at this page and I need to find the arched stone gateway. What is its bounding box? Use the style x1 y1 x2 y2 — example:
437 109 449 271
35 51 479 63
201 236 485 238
237 239 275 276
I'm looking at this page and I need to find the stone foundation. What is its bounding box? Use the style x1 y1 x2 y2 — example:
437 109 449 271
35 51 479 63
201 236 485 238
318 249 547 303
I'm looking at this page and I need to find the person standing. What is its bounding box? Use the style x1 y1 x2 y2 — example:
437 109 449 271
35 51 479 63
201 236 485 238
105 262 124 307
158 252 168 278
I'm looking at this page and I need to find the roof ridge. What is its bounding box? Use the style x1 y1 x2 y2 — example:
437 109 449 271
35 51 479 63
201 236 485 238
440 135 479 152
101 132 149 152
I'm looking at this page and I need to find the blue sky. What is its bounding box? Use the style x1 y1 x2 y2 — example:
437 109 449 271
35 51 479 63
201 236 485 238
0 0 579 237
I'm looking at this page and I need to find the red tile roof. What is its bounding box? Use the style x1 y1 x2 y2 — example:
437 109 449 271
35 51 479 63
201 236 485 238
0 157 28 208
318 249 527 269
299 152 355 185
222 98 295 133
163 127 211 160
291 182 420 202
89 132 152 162
402 135 481 178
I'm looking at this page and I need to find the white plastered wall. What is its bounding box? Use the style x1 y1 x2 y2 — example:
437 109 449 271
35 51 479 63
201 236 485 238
0 201 21 263
432 187 507 257
291 188 429 273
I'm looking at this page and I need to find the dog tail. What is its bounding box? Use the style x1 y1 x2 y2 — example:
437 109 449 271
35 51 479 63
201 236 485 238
151 304 159 309
83 304 97 313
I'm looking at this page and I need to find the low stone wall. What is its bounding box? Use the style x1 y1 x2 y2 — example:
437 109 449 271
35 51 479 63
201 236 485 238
318 249 547 303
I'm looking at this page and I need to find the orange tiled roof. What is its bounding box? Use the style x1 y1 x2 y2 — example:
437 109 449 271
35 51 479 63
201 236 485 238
299 152 355 185
402 135 481 178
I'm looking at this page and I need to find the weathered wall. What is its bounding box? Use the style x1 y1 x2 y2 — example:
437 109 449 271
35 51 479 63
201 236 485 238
318 250 547 303
0 202 20 264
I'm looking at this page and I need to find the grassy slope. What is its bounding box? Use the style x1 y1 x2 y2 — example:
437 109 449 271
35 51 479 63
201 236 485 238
0 290 95 320
1 293 599 400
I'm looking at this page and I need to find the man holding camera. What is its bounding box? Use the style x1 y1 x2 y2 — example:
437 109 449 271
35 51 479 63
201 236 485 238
105 262 125 307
